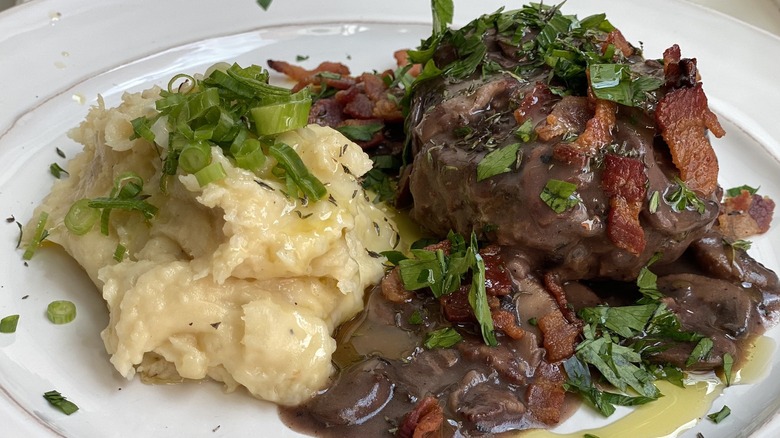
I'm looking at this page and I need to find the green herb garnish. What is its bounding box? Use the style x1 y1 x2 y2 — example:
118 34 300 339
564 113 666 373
707 405 731 424
540 179 580 213
49 163 69 178
424 327 462 349
476 143 522 182
408 310 424 325
336 123 383 142
0 315 20 333
589 64 664 107
43 390 79 415
666 177 706 214
22 211 49 260
722 353 734 387
725 184 759 198
686 337 714 367
649 191 660 214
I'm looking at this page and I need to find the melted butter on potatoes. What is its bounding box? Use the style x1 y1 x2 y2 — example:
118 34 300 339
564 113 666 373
28 89 400 405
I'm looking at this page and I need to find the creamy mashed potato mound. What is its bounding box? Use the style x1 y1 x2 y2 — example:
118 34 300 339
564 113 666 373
29 88 400 405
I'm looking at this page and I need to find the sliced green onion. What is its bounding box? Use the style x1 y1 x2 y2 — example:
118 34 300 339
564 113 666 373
23 211 49 260
88 198 158 221
194 161 227 187
43 390 79 415
178 140 212 174
232 138 267 172
64 199 100 235
0 314 20 333
111 172 144 199
47 300 76 324
250 90 311 136
113 243 127 262
269 143 326 201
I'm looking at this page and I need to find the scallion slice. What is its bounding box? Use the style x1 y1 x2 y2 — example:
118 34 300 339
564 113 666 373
231 138 267 172
178 140 212 174
0 314 20 333
47 300 76 325
194 161 227 187
43 390 79 415
23 211 49 260
250 89 311 136
64 199 100 235
269 142 327 200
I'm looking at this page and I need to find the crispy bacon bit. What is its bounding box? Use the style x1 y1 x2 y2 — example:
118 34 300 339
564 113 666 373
717 190 776 239
655 83 725 196
662 44 699 88
267 59 351 83
482 246 513 296
397 396 445 438
394 49 422 77
537 310 580 362
381 268 413 303
602 154 648 255
492 309 526 340
570 98 617 155
526 361 567 425
535 96 590 141
513 83 556 125
440 286 474 323
603 29 635 58
543 272 579 324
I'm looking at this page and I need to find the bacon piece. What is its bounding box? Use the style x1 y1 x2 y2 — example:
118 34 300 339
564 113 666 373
397 396 445 438
537 310 580 362
535 96 590 141
717 189 776 239
543 272 579 324
482 245 513 297
381 268 413 303
655 83 725 196
267 59 350 82
570 98 617 155
492 309 526 340
602 154 648 255
662 44 699 88
526 361 567 425
394 49 422 77
440 286 474 323
308 98 345 127
513 83 556 125
603 29 635 58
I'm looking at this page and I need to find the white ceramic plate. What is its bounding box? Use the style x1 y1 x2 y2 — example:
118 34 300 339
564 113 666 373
2 0 780 436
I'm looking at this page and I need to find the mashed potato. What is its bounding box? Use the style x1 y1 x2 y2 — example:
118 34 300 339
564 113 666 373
28 88 400 405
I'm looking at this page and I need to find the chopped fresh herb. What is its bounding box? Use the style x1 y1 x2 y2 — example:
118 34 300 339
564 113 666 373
589 64 664 107
686 337 714 367
636 253 663 301
295 55 310 62
0 314 20 333
666 177 706 214
56 147 66 158
424 327 462 349
336 123 383 142
43 390 79 415
380 250 407 266
528 317 538 326
722 353 734 387
476 143 522 182
707 405 731 424
408 310 424 325
649 191 660 214
514 119 537 143
113 244 127 262
431 0 454 35
540 179 581 213
269 143 327 201
64 199 100 235
397 232 496 346
728 239 752 251
47 300 77 325
49 163 69 178
584 435 601 438
725 184 759 198
563 355 655 417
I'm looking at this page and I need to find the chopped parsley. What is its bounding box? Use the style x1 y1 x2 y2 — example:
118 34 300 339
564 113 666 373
722 353 734 387
336 123 383 142
540 179 581 213
49 163 69 178
424 327 462 349
396 232 496 346
725 184 759 198
649 190 660 213
476 142 522 181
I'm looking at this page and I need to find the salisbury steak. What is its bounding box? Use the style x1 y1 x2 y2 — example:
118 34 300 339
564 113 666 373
406 13 724 282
